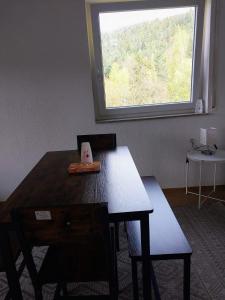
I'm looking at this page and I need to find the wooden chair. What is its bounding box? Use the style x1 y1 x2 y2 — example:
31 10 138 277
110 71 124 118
76 134 120 252
0 202 25 300
11 203 118 300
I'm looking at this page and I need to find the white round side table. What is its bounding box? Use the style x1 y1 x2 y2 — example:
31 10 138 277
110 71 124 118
185 150 225 209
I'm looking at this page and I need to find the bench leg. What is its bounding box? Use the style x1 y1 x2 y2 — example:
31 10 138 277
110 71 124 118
183 256 191 300
131 259 161 300
150 263 161 300
131 259 139 300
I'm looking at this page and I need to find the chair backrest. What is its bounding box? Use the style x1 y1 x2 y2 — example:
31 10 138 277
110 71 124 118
11 203 116 292
77 134 117 152
11 203 109 248
0 201 21 272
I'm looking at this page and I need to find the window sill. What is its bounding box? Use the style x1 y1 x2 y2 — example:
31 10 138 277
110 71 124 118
95 112 211 123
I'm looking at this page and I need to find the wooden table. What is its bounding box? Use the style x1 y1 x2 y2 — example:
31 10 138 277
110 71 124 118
0 146 153 300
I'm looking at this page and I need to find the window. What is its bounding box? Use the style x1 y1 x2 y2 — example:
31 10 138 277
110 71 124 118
86 0 216 122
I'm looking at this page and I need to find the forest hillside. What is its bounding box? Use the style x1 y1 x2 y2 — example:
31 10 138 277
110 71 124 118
100 10 195 107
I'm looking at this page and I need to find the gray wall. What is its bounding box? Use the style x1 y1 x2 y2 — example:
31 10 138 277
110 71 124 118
0 0 225 200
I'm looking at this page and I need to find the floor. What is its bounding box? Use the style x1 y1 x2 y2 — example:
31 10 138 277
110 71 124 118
1 186 225 299
164 185 225 207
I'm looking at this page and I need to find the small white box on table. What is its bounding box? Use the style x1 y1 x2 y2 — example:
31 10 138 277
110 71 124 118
200 127 216 146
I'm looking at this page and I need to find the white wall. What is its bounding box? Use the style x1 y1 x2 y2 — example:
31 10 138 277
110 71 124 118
0 0 225 200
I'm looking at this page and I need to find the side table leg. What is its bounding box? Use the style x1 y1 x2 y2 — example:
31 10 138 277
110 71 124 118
213 163 217 192
198 161 202 209
185 158 189 195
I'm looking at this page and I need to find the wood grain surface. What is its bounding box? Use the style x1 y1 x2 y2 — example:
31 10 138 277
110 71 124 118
0 147 153 224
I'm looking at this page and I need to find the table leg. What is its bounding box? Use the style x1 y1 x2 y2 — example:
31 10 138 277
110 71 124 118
140 215 151 300
198 161 202 209
0 228 23 300
183 256 191 300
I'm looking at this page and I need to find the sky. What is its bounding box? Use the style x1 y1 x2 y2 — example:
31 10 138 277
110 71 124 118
99 7 194 33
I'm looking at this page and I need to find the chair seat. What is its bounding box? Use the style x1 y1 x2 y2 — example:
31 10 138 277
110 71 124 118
39 245 110 284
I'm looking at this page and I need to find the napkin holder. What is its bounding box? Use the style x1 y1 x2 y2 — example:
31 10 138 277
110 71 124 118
68 161 101 174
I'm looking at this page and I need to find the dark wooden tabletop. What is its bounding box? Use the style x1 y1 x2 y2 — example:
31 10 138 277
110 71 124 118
0 146 153 223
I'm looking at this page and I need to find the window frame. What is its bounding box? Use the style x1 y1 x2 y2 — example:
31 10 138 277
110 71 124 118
88 0 206 122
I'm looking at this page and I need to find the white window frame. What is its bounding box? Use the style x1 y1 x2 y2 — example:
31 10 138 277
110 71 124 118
86 0 215 122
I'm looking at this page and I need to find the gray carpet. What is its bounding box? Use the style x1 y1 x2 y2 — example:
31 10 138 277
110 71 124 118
1 201 225 299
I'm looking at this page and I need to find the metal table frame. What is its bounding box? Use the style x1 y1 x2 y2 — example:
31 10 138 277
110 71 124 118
185 150 225 209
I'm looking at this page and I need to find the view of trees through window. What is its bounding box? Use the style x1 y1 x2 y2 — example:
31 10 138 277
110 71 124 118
99 7 195 108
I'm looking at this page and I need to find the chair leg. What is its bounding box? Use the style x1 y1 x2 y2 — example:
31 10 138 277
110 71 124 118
53 283 61 300
4 291 12 300
34 289 43 300
131 259 139 300
17 258 26 277
115 222 120 251
62 282 68 296
109 271 118 300
115 250 119 295
0 230 23 300
4 259 26 300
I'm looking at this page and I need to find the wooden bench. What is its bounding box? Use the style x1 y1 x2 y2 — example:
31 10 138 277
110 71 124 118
126 176 192 300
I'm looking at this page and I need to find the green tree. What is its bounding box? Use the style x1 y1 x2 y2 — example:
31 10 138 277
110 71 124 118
101 10 195 107
166 26 192 102
104 63 129 107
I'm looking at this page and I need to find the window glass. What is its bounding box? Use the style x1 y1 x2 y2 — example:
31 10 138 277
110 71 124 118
87 0 214 121
99 7 195 108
